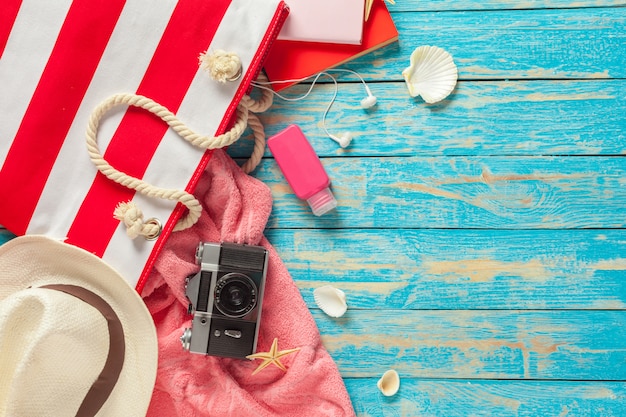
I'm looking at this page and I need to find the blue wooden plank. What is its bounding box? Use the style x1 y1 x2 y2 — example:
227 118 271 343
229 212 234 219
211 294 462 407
265 229 626 310
344 379 626 417
229 79 626 158
250 156 626 229
390 0 626 11
312 310 626 380
355 8 626 80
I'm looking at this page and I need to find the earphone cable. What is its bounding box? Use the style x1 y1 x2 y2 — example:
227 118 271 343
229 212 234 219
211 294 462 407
251 68 374 147
251 72 340 140
320 74 339 140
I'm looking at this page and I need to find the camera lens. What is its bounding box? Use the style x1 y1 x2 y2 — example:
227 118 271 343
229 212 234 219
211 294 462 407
214 273 257 317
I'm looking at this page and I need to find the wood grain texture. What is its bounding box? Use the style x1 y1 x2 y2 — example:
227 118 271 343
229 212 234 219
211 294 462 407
344 379 626 417
230 80 626 158
248 156 626 229
312 309 626 380
265 229 626 310
349 7 626 81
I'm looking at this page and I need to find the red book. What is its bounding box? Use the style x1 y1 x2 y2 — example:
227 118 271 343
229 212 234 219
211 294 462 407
263 0 398 91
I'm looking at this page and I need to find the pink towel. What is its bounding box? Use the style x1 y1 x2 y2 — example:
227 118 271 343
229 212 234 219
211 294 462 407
141 149 356 417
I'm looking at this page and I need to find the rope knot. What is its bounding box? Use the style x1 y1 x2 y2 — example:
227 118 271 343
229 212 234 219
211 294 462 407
199 49 242 83
113 201 161 240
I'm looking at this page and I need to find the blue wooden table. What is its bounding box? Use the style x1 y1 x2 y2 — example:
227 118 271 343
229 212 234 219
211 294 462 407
229 0 626 415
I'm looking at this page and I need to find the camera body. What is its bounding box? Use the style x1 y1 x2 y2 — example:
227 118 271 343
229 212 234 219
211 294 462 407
181 242 268 359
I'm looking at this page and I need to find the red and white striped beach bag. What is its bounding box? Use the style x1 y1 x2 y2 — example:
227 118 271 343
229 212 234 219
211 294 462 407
0 0 288 292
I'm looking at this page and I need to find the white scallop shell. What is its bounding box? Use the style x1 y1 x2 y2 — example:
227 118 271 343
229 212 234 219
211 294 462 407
402 45 458 104
313 285 347 318
377 369 400 396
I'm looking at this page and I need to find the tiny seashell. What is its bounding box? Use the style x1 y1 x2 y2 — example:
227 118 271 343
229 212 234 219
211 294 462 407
402 45 458 104
377 369 400 396
313 285 347 318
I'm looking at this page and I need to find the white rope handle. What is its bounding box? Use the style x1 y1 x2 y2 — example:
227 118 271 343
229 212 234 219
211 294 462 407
86 52 273 240
240 112 266 174
239 79 274 174
241 80 274 113
86 93 249 239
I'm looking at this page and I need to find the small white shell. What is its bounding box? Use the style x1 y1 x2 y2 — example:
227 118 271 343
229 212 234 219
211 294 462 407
402 45 458 104
377 369 400 396
313 285 347 318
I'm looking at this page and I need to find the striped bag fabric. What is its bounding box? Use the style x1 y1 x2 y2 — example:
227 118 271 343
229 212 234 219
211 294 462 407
0 0 288 292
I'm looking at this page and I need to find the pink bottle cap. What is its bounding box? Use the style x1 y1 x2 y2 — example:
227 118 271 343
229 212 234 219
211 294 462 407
306 187 337 216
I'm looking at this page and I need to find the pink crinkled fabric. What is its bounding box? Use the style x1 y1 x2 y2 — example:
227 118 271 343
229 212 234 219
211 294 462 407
141 149 356 417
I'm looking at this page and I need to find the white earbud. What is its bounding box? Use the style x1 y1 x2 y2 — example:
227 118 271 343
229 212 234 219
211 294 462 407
328 132 353 148
360 85 377 109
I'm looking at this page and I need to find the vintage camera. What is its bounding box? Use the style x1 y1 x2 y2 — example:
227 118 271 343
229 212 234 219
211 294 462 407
181 242 268 359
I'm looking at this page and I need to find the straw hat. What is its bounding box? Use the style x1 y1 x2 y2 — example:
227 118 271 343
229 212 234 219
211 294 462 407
0 236 158 417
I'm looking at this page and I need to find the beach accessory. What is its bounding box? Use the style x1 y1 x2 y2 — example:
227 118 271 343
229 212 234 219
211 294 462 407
141 149 356 417
277 0 365 45
313 285 349 318
268 125 338 216
377 369 400 396
246 338 301 375
252 68 377 148
264 0 398 93
0 0 289 291
0 235 158 417
402 45 458 103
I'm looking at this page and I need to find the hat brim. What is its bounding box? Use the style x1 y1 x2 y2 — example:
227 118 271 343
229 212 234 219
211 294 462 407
0 236 158 416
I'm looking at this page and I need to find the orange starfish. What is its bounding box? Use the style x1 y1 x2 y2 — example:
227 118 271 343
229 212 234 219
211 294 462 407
246 338 300 375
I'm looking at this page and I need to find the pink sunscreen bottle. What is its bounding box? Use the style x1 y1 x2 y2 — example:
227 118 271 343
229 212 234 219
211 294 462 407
267 125 337 216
